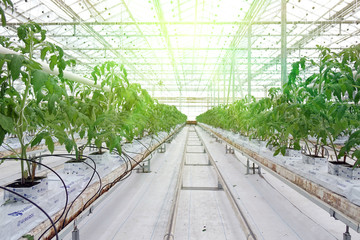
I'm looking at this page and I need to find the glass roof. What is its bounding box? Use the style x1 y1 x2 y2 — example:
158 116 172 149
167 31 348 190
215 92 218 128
1 0 360 119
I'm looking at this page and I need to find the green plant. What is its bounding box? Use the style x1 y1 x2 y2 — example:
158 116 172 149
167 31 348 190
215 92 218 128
45 79 88 160
339 130 360 168
87 61 129 154
197 45 360 163
0 22 74 183
0 0 13 26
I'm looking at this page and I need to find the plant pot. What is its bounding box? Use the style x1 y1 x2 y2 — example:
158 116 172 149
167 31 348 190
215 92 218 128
302 155 327 165
328 161 360 180
64 159 90 175
286 149 302 158
4 176 48 202
89 151 110 163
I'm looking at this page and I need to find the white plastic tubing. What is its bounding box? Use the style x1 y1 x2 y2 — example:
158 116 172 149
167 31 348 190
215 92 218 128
0 45 109 91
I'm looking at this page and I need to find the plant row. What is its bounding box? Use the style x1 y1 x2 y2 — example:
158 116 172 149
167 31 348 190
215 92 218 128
197 45 360 168
0 22 187 183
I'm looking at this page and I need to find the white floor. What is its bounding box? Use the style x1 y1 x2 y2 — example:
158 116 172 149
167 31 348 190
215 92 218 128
62 128 188 240
197 126 360 240
175 130 247 240
54 125 360 240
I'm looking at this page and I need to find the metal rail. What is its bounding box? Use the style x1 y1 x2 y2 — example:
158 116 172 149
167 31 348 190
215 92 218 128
50 125 185 240
163 127 189 240
194 126 257 240
198 123 360 234
164 125 257 240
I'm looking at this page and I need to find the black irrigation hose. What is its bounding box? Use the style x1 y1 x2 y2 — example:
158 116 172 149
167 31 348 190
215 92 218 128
61 155 100 228
99 153 135 191
135 139 152 155
26 153 101 239
0 186 59 240
0 157 68 240
85 127 182 207
82 158 102 211
30 154 74 240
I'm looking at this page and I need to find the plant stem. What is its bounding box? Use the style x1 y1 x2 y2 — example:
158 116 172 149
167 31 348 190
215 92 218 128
304 139 311 155
328 135 338 161
18 83 30 183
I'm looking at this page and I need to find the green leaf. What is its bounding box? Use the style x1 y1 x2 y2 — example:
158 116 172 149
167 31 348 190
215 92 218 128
45 136 54 153
9 54 24 80
95 138 102 149
0 8 6 27
0 126 5 145
64 138 74 153
40 29 46 42
273 148 281 156
17 25 27 40
355 92 360 104
280 146 286 156
56 45 64 58
299 57 306 70
48 94 57 114
22 234 34 240
40 47 49 60
49 55 57 70
31 131 47 147
79 129 85 139
0 113 14 132
31 70 48 93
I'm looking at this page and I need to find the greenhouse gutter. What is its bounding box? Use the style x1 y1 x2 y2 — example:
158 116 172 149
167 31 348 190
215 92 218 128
0 46 109 91
199 123 360 233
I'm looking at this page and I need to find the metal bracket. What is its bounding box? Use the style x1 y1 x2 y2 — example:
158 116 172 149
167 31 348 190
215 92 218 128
246 158 261 175
138 155 152 173
158 143 166 153
225 145 234 154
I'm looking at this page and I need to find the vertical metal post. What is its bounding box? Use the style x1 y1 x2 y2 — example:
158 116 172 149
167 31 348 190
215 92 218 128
281 0 287 87
179 89 182 111
223 62 226 104
217 76 220 105
227 60 232 105
246 159 250 175
343 225 351 240
247 25 252 100
72 226 80 240
232 51 236 103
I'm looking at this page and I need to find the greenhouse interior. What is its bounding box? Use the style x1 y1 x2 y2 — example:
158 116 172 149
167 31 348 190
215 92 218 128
1 0 360 239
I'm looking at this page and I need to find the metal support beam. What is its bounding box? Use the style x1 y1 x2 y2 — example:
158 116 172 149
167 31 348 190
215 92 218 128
60 47 345 51
232 51 236 102
281 0 287 87
152 0 182 91
6 20 360 26
223 62 226 104
247 25 252 99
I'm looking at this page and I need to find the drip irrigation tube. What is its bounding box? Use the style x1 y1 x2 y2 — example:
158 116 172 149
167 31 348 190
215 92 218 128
0 186 59 240
0 157 69 240
61 155 101 228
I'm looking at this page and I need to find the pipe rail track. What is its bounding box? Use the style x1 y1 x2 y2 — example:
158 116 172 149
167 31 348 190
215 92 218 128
164 125 257 240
